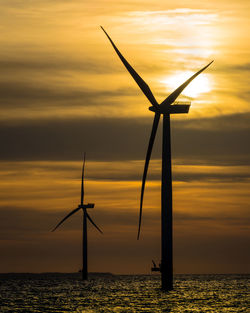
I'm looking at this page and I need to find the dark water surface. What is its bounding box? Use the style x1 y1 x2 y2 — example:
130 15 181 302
0 273 249 312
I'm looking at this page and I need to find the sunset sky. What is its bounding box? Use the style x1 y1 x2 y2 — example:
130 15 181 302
0 0 249 274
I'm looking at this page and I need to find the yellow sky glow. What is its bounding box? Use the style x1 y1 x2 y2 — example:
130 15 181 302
161 72 212 98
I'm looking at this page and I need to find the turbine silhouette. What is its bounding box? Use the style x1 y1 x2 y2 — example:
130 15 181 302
52 154 103 280
101 26 213 291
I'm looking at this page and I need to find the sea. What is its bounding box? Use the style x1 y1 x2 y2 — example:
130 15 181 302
0 273 249 312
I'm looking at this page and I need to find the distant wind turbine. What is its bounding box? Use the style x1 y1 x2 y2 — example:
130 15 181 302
52 154 103 280
101 26 213 291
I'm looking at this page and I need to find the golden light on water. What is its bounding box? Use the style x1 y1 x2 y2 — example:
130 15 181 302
161 72 212 98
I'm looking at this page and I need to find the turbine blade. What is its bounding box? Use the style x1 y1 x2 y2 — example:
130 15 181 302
86 212 103 234
101 26 159 108
51 207 80 232
137 113 160 240
81 153 86 205
160 60 214 107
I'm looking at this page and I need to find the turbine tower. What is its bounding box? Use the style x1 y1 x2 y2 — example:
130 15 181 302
52 154 103 280
101 27 213 291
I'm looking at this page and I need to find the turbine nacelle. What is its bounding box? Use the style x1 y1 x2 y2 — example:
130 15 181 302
149 102 190 114
78 203 95 209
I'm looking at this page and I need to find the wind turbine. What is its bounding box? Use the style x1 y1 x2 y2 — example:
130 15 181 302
52 154 103 280
101 26 213 291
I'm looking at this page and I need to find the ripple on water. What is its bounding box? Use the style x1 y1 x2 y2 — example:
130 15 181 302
0 274 249 312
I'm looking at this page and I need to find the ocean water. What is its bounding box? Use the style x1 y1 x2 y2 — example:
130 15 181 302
0 273 249 312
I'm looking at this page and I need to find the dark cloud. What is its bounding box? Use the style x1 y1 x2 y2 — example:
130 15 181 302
1 205 249 239
171 113 250 165
0 206 146 240
0 116 149 161
0 113 249 166
0 56 120 75
83 165 250 183
172 171 250 183
0 159 249 185
0 51 169 75
0 52 141 109
174 212 250 227
236 90 250 102
0 206 59 238
0 80 135 108
217 62 250 73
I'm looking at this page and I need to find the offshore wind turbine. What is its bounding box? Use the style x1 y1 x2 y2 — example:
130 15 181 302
101 26 213 291
52 154 103 280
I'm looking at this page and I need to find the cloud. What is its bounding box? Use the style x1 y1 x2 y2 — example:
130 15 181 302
0 80 135 108
232 63 250 73
174 211 250 227
0 55 121 75
0 113 249 166
1 204 248 234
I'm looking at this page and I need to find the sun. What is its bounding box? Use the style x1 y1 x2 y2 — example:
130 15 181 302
161 71 211 98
